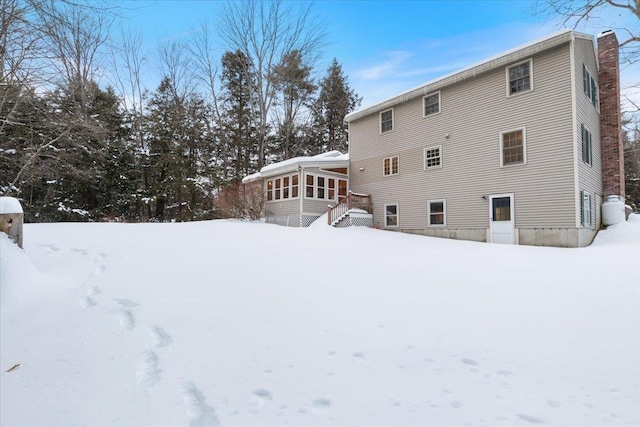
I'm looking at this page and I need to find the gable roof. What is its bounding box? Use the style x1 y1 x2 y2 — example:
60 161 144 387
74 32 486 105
242 151 349 183
345 29 594 123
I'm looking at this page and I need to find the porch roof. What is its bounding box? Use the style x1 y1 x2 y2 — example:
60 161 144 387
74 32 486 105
242 151 349 183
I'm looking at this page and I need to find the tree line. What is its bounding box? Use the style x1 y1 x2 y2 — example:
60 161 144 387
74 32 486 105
0 0 361 222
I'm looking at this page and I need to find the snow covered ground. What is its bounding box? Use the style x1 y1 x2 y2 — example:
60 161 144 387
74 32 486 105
1 217 639 427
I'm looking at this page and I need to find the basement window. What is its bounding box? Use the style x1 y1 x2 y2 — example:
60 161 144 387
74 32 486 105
428 200 446 227
385 204 399 227
580 190 593 228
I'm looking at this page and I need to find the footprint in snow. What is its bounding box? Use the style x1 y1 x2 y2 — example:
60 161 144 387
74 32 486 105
517 413 545 424
352 352 365 360
114 298 138 308
117 308 135 331
311 398 331 413
182 382 220 427
252 389 273 405
136 350 161 393
461 358 479 366
151 326 173 348
79 296 96 309
113 299 138 331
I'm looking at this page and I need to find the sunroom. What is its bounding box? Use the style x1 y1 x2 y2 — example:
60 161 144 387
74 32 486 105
243 151 351 227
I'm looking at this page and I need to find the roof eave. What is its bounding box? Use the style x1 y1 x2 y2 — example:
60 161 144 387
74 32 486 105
346 29 593 123
260 159 349 178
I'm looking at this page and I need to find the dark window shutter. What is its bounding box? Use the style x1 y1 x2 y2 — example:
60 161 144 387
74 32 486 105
581 124 586 162
579 190 584 226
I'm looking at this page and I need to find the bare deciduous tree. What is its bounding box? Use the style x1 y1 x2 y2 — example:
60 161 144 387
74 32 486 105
158 38 196 102
534 0 639 64
217 0 325 168
35 0 114 111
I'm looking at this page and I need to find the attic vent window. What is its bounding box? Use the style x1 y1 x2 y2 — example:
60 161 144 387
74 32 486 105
507 59 532 96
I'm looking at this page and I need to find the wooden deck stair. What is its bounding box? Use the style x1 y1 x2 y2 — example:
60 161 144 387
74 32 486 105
327 192 373 227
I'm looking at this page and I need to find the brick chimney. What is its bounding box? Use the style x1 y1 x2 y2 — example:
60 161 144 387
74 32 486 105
597 30 625 198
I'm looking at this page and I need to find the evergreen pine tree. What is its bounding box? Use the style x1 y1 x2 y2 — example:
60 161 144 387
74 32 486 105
272 50 316 160
219 50 259 184
312 59 361 154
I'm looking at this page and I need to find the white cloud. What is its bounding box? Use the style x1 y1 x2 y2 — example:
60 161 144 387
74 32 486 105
354 50 413 80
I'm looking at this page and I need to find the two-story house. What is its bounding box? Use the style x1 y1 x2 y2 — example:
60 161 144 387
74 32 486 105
344 29 625 248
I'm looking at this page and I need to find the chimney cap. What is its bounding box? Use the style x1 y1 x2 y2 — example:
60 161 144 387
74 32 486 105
597 30 615 38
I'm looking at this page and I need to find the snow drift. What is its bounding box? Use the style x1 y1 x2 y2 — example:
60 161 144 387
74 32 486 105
1 217 639 426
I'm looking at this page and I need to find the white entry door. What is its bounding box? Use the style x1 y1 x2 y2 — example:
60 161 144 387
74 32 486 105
489 194 515 244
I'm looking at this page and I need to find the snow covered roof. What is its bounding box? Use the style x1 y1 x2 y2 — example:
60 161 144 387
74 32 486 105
242 151 349 183
346 29 594 123
0 197 23 214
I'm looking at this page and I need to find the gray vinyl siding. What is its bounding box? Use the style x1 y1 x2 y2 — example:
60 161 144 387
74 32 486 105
265 198 300 218
264 172 301 220
349 43 577 231
574 37 603 230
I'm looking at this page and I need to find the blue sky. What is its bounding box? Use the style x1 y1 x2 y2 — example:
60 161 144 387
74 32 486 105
119 0 637 109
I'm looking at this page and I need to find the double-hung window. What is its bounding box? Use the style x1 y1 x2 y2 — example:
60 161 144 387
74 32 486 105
428 200 446 227
385 204 399 227
267 180 273 201
424 146 442 169
507 59 532 96
383 156 399 176
581 124 593 165
501 128 526 166
380 108 393 133
423 92 440 117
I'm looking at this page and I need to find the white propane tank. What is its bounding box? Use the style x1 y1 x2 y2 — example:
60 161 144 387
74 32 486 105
601 195 625 226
